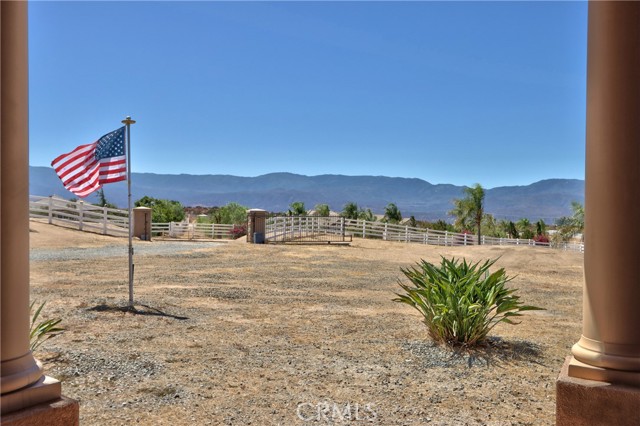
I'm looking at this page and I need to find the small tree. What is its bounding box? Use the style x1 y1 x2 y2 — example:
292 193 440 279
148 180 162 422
288 201 306 216
358 208 376 222
508 221 519 239
341 202 359 220
383 203 402 224
96 188 118 209
313 203 330 217
481 213 498 238
450 183 485 244
516 218 534 239
428 219 455 232
555 201 585 243
135 196 185 223
213 202 248 224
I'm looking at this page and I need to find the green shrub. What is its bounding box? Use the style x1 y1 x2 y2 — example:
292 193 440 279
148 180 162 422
30 301 64 352
394 257 543 347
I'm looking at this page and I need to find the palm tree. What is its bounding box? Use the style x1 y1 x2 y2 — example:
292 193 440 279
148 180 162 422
341 202 359 220
508 221 519 239
449 183 485 244
481 213 497 237
517 218 534 239
555 201 585 242
358 208 376 222
383 203 402 224
570 201 584 234
313 203 330 217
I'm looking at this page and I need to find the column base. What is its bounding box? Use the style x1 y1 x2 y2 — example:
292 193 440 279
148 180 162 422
557 357 640 426
568 354 640 387
0 395 78 426
1 375 61 415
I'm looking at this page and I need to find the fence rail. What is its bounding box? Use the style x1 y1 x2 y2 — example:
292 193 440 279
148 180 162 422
151 222 236 240
29 195 584 252
266 215 584 252
266 216 351 243
29 195 129 237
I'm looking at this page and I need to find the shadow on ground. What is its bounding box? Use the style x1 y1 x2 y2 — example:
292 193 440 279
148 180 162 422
88 303 189 320
404 336 544 369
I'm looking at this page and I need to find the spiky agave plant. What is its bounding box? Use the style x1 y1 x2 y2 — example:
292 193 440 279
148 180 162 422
394 257 543 347
30 301 64 352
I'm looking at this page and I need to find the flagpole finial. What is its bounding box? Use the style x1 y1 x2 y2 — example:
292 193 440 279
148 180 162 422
122 116 136 125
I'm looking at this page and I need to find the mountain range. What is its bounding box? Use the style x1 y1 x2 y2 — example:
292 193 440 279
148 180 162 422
30 166 584 222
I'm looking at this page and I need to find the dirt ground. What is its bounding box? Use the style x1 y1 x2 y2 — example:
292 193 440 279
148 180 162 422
28 220 584 425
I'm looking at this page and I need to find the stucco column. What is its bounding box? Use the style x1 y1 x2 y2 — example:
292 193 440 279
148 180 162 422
1 1 63 415
569 0 640 386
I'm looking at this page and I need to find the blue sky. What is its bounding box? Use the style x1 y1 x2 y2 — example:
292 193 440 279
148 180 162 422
29 1 588 189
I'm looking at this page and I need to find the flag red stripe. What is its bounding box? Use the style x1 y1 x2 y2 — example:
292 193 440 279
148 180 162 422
100 176 127 184
58 158 98 184
63 163 101 194
52 143 97 178
51 128 127 198
51 142 95 169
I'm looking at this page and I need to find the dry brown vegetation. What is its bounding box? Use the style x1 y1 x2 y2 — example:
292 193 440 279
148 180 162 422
29 220 583 425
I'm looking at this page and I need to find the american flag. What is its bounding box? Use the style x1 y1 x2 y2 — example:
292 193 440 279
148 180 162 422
51 126 127 198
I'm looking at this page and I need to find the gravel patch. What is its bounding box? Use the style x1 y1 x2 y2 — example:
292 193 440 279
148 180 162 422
30 241 221 261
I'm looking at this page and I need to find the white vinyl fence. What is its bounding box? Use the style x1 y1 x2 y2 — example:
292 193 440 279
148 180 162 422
151 222 236 240
29 195 238 240
266 216 351 243
266 216 584 252
29 196 584 251
29 195 129 237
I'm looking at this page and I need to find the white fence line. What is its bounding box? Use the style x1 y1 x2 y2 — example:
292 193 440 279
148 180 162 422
29 195 239 240
266 216 584 252
29 195 584 251
29 195 129 237
266 216 350 243
151 222 236 240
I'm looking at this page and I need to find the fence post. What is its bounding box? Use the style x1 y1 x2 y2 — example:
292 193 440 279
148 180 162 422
445 231 449 246
48 196 53 224
341 217 345 240
405 225 409 243
103 206 108 235
425 229 429 245
464 233 467 246
362 220 366 239
384 223 388 241
482 235 485 245
78 200 84 231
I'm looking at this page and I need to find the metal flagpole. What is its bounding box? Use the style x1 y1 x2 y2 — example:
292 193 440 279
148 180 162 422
122 116 136 307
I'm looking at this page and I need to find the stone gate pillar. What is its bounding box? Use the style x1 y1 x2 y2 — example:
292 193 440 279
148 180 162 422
557 2 640 424
247 209 267 244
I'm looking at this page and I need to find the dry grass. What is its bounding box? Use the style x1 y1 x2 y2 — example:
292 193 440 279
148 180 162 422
29 221 583 425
